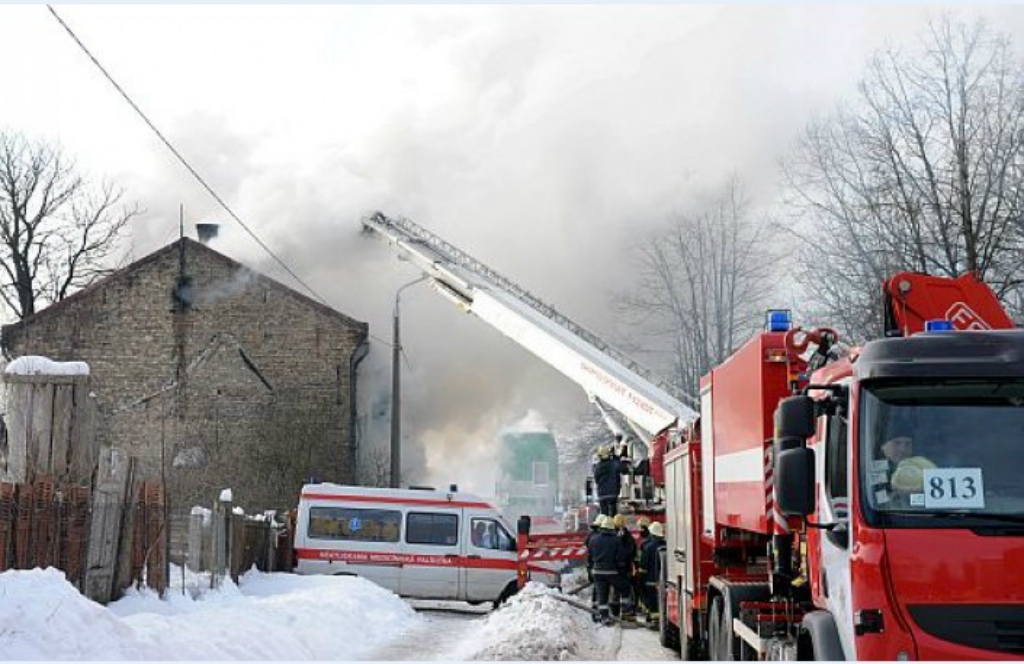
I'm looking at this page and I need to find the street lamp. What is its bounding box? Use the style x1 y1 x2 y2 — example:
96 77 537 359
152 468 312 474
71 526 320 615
391 275 429 488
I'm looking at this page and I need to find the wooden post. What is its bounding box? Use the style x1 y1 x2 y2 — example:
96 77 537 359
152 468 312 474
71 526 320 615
211 491 232 589
51 385 73 483
83 447 132 603
187 508 206 572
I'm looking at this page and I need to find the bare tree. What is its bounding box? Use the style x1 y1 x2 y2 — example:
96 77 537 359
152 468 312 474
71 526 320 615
614 177 778 395
357 442 392 488
553 410 609 507
782 16 1024 339
0 131 139 319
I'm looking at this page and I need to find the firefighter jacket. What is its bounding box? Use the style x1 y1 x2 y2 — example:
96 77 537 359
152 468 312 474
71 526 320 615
639 535 665 585
593 456 622 501
617 529 637 574
635 532 650 564
584 527 600 570
588 530 625 575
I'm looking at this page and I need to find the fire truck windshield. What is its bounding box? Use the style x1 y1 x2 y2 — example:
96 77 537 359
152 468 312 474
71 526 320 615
860 379 1024 527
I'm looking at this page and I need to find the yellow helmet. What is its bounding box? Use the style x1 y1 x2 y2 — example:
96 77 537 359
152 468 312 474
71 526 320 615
891 456 938 494
597 445 611 459
612 514 627 529
648 521 664 538
598 514 615 529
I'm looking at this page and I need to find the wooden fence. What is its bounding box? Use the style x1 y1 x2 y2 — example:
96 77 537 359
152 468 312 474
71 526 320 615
185 496 292 586
0 366 290 603
0 471 166 602
0 472 291 604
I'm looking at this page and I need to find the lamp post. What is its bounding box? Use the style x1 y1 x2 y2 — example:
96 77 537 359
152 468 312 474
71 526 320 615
391 275 429 488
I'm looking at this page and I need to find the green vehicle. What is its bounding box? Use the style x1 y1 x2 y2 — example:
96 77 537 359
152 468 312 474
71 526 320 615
495 430 559 524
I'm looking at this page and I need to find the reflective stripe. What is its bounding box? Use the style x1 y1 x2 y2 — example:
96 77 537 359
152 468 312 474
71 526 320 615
295 547 516 570
299 493 491 508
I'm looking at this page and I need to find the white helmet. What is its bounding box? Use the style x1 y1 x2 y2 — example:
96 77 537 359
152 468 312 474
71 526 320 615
648 521 665 538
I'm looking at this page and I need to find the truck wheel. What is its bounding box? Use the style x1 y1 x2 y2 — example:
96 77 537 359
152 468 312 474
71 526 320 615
658 600 681 651
657 576 680 651
709 596 737 660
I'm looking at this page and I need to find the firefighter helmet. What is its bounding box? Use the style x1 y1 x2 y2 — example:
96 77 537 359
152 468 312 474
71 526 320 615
637 516 651 528
597 445 611 459
648 521 664 538
612 514 627 529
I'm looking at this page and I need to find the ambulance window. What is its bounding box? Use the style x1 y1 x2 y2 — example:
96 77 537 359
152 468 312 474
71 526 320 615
406 512 459 546
307 506 401 542
496 523 515 551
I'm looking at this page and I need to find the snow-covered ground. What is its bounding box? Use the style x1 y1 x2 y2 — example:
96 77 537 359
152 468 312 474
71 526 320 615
0 566 676 660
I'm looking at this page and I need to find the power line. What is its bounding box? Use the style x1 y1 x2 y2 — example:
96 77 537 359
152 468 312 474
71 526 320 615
46 5 330 307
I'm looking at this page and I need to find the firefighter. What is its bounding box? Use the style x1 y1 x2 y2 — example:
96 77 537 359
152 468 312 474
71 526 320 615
639 520 665 625
587 514 633 626
584 513 603 617
610 513 637 621
636 515 651 541
593 444 622 517
634 516 651 615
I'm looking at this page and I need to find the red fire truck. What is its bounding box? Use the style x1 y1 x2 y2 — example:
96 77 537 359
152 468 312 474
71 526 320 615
364 214 1024 658
659 271 1024 660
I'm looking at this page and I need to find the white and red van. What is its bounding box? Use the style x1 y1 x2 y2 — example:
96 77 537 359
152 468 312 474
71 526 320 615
293 483 557 605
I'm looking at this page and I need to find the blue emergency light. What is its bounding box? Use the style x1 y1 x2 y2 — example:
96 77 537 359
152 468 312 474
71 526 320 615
766 310 792 332
924 319 955 332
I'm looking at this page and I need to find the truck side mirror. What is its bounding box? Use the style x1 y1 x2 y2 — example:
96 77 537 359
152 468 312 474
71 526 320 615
775 395 816 447
776 447 816 516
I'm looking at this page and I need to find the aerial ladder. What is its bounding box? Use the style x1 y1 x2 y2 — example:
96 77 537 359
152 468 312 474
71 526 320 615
360 212 698 511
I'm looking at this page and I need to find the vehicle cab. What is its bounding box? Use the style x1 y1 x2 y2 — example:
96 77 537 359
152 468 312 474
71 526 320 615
789 329 1024 659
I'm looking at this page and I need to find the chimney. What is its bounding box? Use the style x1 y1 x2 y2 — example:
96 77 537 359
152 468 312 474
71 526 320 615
196 223 219 245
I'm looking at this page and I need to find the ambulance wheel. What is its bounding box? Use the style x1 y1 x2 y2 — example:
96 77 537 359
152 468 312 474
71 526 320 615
493 581 518 609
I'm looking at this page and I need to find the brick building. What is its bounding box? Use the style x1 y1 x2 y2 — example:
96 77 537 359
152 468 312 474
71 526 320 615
1 238 369 511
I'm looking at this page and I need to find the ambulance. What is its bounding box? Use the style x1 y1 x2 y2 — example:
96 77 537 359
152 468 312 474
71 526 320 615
293 483 558 605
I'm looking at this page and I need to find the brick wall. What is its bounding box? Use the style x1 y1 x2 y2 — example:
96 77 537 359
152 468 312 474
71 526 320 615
2 239 369 512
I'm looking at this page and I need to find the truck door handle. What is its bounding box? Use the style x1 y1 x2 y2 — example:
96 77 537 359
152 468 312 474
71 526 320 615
674 549 686 562
468 554 481 559
444 554 459 558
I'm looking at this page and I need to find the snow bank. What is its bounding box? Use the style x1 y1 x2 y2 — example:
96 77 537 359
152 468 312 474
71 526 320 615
449 583 617 660
0 568 156 659
112 568 424 659
4 355 89 376
0 566 423 660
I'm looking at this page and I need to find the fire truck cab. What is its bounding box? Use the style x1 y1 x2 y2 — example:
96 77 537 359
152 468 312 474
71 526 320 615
776 327 1024 659
661 273 1024 660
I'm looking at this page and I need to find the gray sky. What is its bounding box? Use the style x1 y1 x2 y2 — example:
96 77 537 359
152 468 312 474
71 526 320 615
3 4 1023 496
